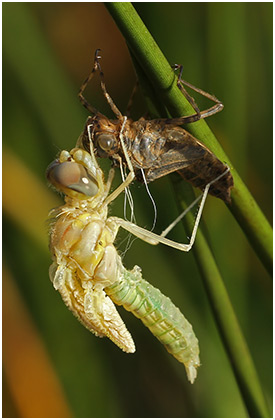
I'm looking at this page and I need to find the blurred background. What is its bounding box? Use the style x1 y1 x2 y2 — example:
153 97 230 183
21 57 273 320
3 3 272 417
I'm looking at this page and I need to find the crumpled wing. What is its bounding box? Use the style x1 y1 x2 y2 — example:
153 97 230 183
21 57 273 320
50 262 135 353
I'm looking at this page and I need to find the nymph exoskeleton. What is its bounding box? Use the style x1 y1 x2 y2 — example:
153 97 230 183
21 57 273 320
47 132 229 383
78 49 234 203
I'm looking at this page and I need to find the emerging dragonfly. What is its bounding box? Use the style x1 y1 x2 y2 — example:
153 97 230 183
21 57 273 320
47 128 229 383
78 49 234 203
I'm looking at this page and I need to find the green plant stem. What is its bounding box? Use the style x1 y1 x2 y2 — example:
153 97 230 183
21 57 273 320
105 2 272 276
105 2 271 417
172 176 270 418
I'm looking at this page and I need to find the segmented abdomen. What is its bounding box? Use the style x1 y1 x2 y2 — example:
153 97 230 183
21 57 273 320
105 265 200 383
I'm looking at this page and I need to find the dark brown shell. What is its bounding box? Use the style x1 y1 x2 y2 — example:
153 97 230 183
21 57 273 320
80 116 234 203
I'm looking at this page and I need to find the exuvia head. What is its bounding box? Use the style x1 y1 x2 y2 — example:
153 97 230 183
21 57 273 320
94 131 119 158
79 115 121 158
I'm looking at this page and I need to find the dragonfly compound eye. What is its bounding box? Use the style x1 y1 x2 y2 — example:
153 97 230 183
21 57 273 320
47 160 98 198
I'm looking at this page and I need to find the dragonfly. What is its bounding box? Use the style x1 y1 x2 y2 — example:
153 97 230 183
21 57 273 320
78 49 234 204
47 130 229 383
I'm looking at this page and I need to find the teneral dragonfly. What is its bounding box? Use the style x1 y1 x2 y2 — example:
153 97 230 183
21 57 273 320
47 141 208 383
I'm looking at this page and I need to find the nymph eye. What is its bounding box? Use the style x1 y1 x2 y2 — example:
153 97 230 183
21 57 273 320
96 133 116 151
46 160 98 198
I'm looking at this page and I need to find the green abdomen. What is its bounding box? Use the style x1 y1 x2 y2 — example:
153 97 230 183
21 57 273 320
105 265 200 382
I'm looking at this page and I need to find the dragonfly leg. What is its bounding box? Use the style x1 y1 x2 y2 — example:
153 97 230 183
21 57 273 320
78 49 102 115
104 117 136 206
79 49 123 119
159 165 231 239
161 64 224 126
111 167 230 252
111 188 208 252
125 80 139 117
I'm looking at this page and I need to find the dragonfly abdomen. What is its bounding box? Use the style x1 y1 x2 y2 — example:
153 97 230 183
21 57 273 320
105 265 200 383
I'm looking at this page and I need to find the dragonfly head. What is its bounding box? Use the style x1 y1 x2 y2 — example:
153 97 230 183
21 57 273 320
46 150 99 200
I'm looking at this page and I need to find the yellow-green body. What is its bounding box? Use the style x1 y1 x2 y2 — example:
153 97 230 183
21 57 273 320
48 147 200 383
